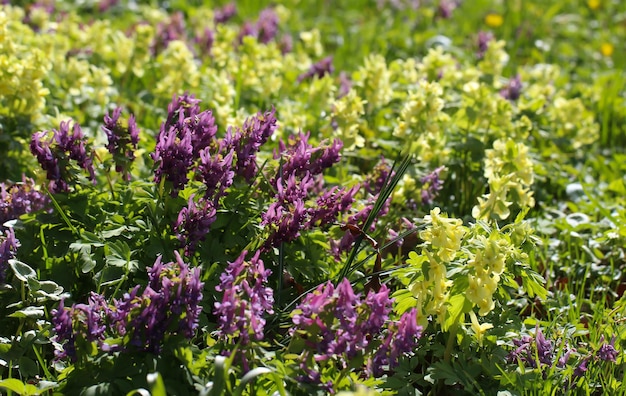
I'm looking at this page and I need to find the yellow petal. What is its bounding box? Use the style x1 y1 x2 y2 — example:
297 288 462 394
485 13 503 28
601 43 614 57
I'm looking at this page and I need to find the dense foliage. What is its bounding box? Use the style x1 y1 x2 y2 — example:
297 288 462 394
1 0 625 395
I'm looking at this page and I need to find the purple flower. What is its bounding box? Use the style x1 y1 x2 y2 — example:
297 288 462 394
573 357 589 379
330 192 391 259
420 166 445 205
0 176 50 226
557 346 575 367
437 0 457 18
198 146 235 201
363 284 393 334
290 279 421 382
256 7 279 44
535 326 554 365
118 253 203 351
30 121 95 193
363 157 393 195
224 107 277 181
195 28 214 55
51 300 76 360
275 132 343 180
0 228 19 284
308 185 359 228
102 107 140 180
596 336 618 363
261 173 314 247
151 11 186 55
477 31 494 59
152 126 193 195
370 308 422 376
152 94 218 195
214 250 274 345
500 74 523 101
297 56 334 83
279 35 293 54
174 195 217 256
238 21 257 43
164 93 218 157
98 0 119 12
507 327 561 369
51 253 203 358
214 3 236 24
338 71 352 98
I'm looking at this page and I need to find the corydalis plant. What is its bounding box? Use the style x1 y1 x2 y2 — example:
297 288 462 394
0 176 50 227
51 252 203 361
213 250 274 347
506 327 621 388
30 120 96 193
223 107 278 182
152 93 218 195
101 106 139 181
289 279 422 387
0 228 19 284
174 194 217 256
262 132 353 248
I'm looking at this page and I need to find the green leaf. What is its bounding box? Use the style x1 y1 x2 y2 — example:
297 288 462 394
234 367 274 396
9 306 45 319
18 356 39 378
0 378 28 394
147 372 166 396
428 361 464 386
9 260 37 282
208 355 228 396
443 293 467 331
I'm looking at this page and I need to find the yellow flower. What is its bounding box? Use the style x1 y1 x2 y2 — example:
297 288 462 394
469 311 493 346
601 43 614 57
587 0 601 10
485 13 503 28
420 207 466 262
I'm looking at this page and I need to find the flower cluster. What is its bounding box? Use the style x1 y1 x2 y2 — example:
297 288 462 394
466 234 511 316
408 208 467 327
151 11 186 55
324 89 366 151
238 7 280 45
507 327 620 383
152 93 218 195
101 107 140 180
223 107 278 181
275 131 342 181
289 279 422 385
197 145 235 201
0 9 51 119
393 80 451 164
30 120 96 193
51 252 203 360
262 132 353 247
330 158 395 258
0 176 50 226
297 56 334 83
173 195 217 256
472 138 535 221
214 3 237 24
214 250 274 347
420 166 445 205
507 326 555 369
500 74 523 101
0 228 20 284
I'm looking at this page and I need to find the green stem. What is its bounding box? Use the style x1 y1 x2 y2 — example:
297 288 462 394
444 323 458 363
